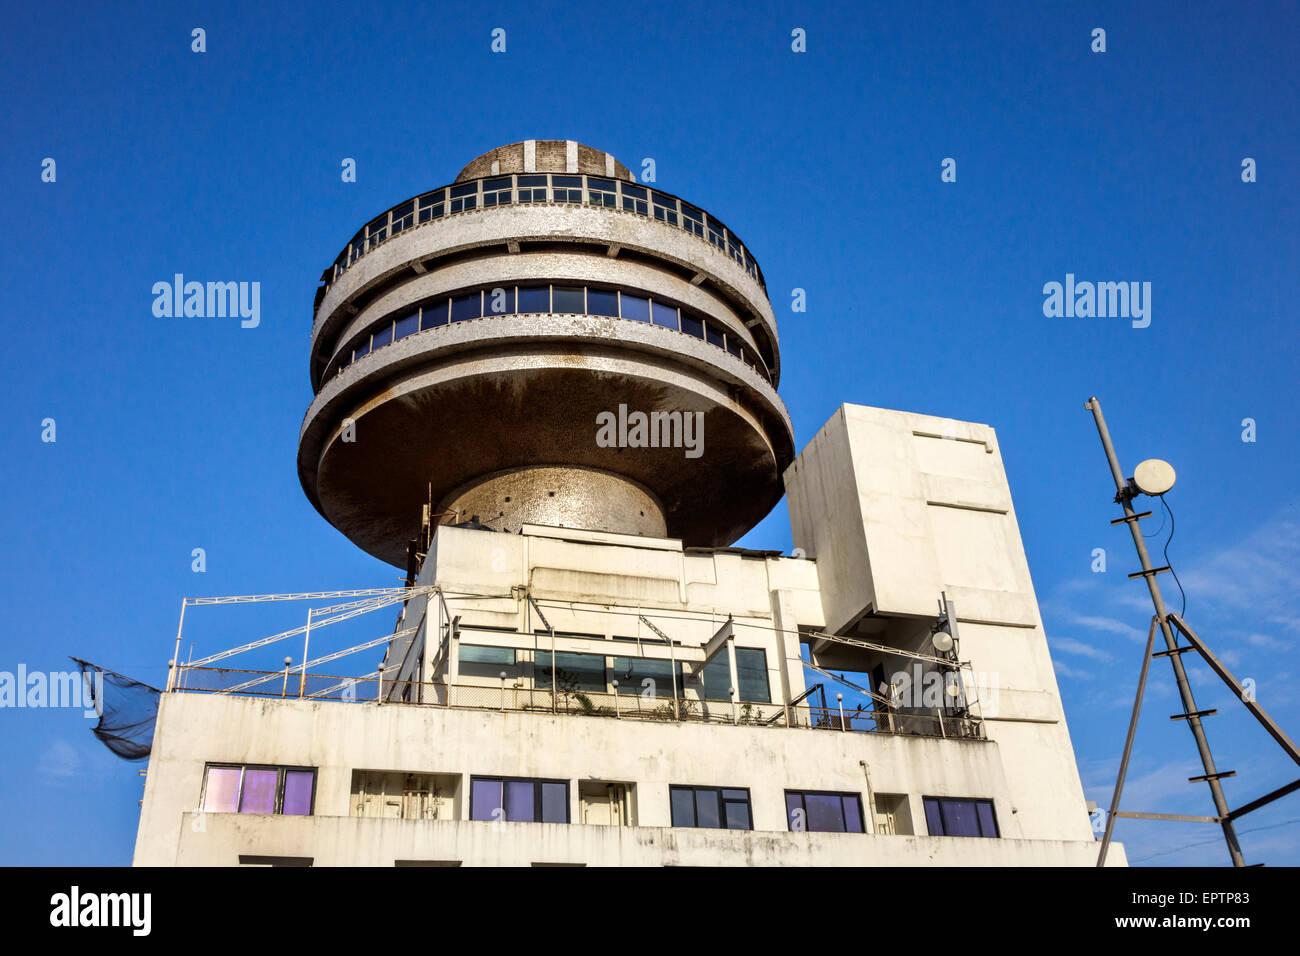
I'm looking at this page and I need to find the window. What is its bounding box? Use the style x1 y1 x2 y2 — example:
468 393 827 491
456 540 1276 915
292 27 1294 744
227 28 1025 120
678 312 703 338
482 177 512 207
785 790 864 833
588 177 617 206
421 299 448 329
652 192 678 225
471 777 569 823
621 183 648 215
366 214 388 247
394 312 419 341
694 647 770 703
449 181 478 213
485 286 515 315
612 656 684 698
923 797 999 838
620 293 650 322
586 288 619 317
517 174 547 202
201 764 315 816
451 291 482 322
460 645 516 665
707 215 726 251
517 285 550 313
680 201 705 237
670 786 751 830
352 338 371 361
417 189 444 222
535 649 606 693
390 200 414 234
651 300 680 330
371 322 393 350
552 286 585 313
552 175 583 203
704 322 725 349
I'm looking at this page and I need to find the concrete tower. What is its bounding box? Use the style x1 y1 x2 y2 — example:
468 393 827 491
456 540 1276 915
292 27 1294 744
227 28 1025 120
299 139 794 567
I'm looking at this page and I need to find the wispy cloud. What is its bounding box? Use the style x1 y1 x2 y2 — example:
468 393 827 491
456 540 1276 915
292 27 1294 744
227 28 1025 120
1049 635 1114 661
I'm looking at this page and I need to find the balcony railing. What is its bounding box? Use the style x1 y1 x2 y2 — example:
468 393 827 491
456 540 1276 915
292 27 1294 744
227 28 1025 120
320 174 767 305
172 666 986 741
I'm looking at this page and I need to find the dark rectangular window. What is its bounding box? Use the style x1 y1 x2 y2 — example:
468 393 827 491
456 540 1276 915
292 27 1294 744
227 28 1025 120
669 786 752 830
587 177 617 206
391 200 414 233
552 286 585 313
460 645 516 665
785 790 864 833
353 339 371 360
201 764 316 816
451 292 482 323
394 312 419 340
552 175 583 202
517 174 547 202
726 339 742 358
449 181 478 213
707 216 726 250
470 777 569 824
704 322 725 349
651 301 680 330
923 797 999 838
418 190 445 222
482 177 513 207
421 299 448 329
680 202 705 237
620 293 650 322
678 312 704 338
535 649 606 693
371 323 393 350
736 647 770 703
621 183 648 215
485 286 515 315
517 285 550 313
586 288 619 317
652 193 678 225
694 648 769 703
366 215 388 245
612 655 684 698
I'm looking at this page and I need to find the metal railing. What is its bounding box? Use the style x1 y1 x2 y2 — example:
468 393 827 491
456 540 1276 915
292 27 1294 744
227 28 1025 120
172 666 984 741
320 173 767 302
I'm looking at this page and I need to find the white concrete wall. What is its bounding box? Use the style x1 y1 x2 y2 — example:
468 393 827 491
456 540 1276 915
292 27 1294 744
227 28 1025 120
136 692 1120 866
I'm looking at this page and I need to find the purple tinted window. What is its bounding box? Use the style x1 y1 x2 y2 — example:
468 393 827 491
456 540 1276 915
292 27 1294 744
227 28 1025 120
282 771 314 816
239 769 278 814
670 788 695 827
621 294 650 322
976 802 999 837
942 800 981 837
805 793 844 832
203 767 241 813
924 798 944 836
394 313 419 340
470 779 502 821
541 782 568 823
695 790 721 828
505 781 535 822
785 793 803 830
652 302 681 330
587 289 619 317
842 796 864 833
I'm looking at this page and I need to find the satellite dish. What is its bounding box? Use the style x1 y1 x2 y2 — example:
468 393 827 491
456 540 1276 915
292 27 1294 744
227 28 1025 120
1133 459 1176 496
932 630 954 653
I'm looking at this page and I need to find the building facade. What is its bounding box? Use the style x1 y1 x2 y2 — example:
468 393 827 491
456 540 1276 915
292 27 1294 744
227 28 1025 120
134 141 1118 866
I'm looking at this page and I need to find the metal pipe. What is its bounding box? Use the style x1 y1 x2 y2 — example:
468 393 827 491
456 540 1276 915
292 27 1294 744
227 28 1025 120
168 600 187 692
1086 396 1244 866
1098 616 1159 866
298 608 313 698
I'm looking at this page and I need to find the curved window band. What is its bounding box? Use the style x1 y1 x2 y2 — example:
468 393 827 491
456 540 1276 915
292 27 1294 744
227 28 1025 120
326 283 773 386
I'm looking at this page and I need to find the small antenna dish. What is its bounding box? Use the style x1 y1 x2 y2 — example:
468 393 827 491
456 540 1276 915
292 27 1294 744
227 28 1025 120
1133 458 1176 496
932 631 954 653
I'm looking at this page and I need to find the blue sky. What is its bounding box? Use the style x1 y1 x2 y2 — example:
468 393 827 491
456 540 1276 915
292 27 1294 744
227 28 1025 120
1 0 1296 865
